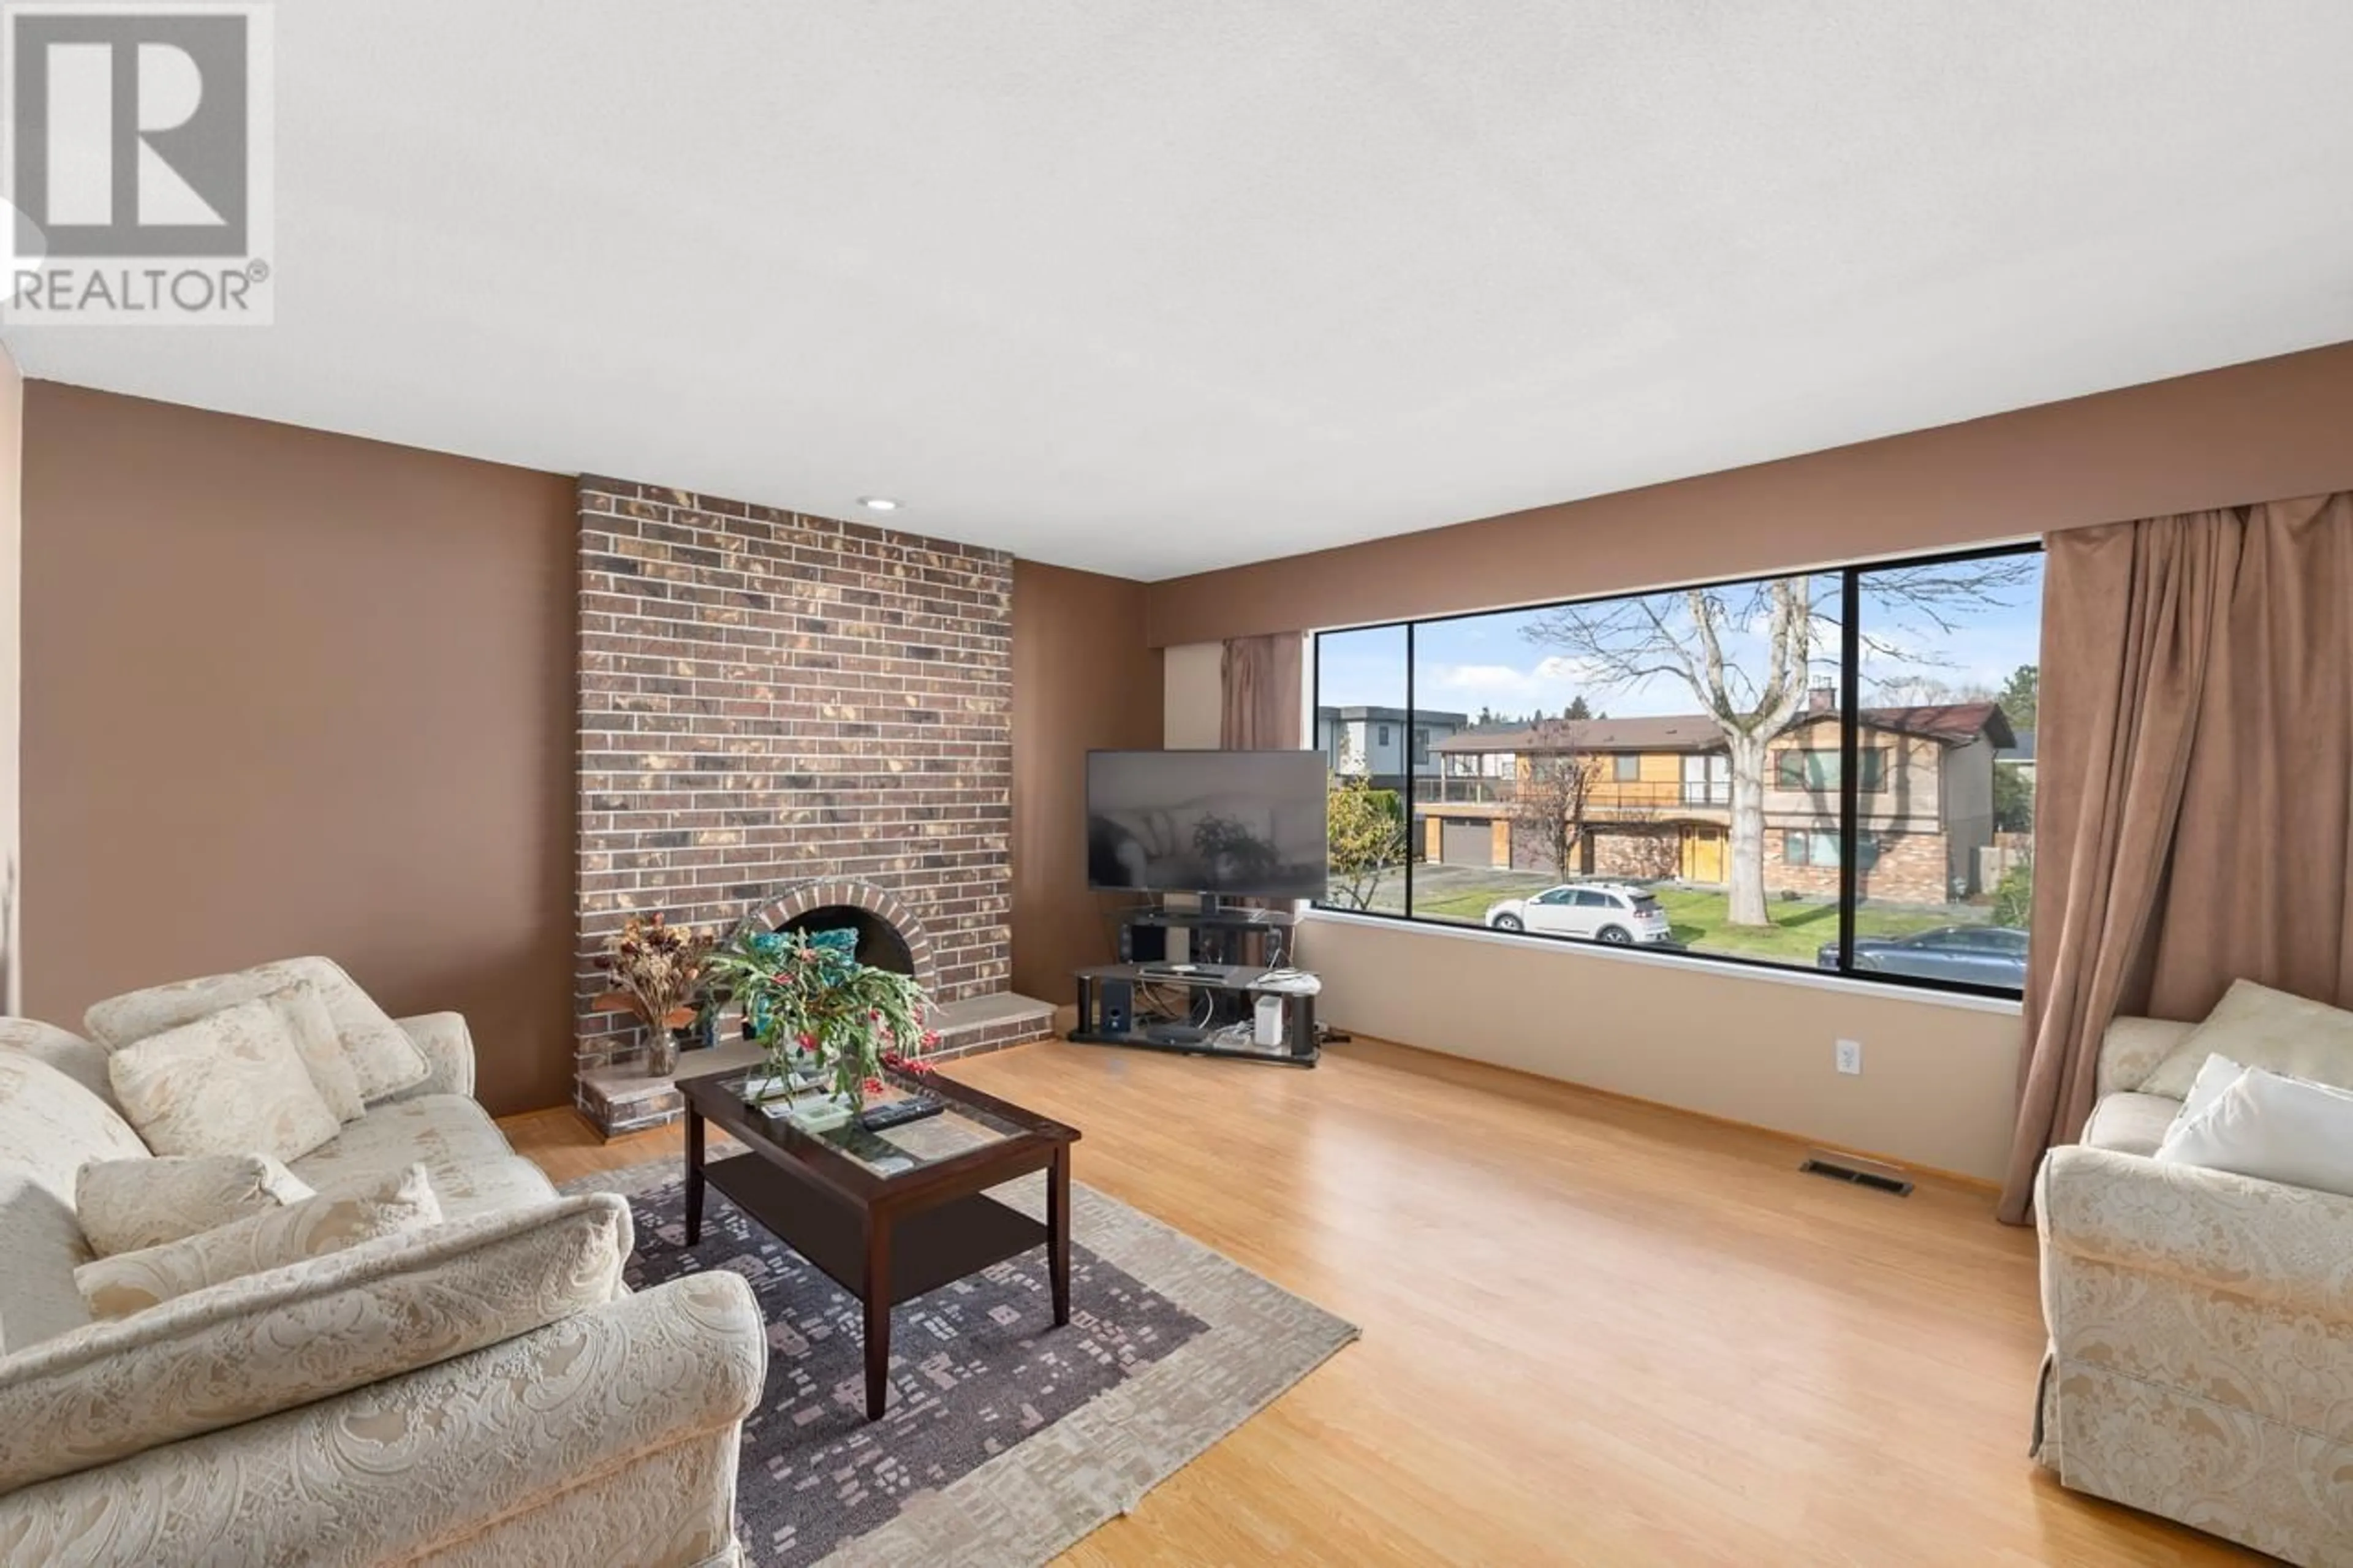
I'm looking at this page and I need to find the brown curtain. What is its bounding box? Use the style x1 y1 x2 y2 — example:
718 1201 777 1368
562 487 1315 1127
1220 633 1305 750
1997 494 2353 1223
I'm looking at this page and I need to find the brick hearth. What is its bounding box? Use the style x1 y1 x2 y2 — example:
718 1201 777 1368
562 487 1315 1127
573 476 1051 1135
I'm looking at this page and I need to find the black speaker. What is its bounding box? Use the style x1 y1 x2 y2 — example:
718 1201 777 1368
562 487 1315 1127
1099 979 1134 1036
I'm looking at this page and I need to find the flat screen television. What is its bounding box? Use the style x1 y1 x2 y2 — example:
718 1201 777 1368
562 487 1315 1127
1086 749 1328 901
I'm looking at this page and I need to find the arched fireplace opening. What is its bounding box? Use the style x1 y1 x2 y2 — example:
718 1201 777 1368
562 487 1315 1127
733 880 941 997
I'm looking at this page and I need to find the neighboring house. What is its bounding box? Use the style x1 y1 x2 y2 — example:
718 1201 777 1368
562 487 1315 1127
1419 699 2016 904
1985 725 2038 884
1317 705 1466 793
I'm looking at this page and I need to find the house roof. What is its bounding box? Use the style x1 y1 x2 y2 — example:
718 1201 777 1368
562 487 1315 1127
1316 705 1468 725
1432 701 2015 755
1842 702 2018 749
1433 715 1725 754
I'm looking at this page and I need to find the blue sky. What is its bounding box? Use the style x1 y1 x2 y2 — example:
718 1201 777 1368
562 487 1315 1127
1316 557 2044 721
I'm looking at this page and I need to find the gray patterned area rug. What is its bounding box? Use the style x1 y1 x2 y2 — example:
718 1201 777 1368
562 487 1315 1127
560 1159 1358 1567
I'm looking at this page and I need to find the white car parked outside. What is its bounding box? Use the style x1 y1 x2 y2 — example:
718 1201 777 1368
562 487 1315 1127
1485 882 1673 945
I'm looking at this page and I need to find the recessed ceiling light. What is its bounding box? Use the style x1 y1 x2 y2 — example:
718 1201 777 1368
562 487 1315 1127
857 496 901 512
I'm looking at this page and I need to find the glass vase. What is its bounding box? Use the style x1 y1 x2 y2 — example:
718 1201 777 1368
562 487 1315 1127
829 1047 870 1112
643 1025 679 1080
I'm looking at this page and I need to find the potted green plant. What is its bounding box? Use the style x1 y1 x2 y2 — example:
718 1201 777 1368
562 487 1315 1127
705 927 936 1123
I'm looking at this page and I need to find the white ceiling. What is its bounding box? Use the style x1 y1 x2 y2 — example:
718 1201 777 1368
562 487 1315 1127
11 2 2353 580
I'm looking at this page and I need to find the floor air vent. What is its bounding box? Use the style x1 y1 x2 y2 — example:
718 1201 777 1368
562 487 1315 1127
1800 1149 1914 1197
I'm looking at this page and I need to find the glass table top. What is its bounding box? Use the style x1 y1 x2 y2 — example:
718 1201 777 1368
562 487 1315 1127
718 1070 1040 1180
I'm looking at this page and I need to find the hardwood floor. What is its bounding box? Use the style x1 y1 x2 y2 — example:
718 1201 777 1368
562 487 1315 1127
502 1037 2260 1566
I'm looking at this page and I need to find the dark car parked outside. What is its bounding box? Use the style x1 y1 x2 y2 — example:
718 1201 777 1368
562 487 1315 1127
1816 924 2028 989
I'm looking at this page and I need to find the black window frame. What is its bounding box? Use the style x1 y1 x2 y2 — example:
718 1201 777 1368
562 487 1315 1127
1313 540 2040 1002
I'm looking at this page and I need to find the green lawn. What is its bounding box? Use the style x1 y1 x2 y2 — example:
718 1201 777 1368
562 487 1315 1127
1651 887 1962 963
1355 865 1979 966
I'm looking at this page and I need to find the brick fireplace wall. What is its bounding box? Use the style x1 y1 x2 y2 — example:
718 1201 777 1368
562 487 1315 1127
575 477 1013 1080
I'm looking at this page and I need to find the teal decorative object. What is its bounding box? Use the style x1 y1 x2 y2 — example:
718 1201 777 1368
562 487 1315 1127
806 928 859 961
740 927 858 1036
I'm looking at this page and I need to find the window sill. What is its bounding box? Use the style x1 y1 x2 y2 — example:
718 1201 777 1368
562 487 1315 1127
1299 907 2027 1016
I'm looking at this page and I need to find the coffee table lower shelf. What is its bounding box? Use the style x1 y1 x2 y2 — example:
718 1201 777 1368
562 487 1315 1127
699 1151 1047 1301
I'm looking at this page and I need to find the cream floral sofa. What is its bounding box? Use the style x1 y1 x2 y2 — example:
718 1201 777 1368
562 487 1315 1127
0 1010 766 1567
2036 1014 2353 1566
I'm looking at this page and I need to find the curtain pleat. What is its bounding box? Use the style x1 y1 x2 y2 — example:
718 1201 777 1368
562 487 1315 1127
1219 634 1304 751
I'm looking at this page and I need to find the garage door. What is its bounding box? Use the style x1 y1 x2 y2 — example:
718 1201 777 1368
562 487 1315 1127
1440 818 1495 867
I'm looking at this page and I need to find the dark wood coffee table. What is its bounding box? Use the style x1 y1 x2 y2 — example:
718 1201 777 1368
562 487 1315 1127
678 1066 1080 1420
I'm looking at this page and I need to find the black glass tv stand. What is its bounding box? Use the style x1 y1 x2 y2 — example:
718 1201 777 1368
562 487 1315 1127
1069 962 1319 1067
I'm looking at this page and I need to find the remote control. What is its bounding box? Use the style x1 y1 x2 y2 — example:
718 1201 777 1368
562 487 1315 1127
859 1095 946 1132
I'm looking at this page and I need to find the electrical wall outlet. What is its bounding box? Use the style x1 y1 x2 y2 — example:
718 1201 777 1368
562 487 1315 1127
1835 1039 1863 1075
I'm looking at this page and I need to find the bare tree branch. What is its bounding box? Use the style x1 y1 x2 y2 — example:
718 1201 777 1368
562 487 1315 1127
1517 560 2027 925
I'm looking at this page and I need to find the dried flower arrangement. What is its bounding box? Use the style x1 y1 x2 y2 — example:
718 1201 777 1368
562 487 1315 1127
594 912 718 1035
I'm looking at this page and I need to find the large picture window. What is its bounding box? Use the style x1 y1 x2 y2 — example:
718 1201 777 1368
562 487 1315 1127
1313 543 2044 997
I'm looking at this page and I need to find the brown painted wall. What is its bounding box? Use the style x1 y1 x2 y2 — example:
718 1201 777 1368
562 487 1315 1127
21 385 578 1115
1009 560 1162 1003
0 349 20 1015
1148 339 2353 643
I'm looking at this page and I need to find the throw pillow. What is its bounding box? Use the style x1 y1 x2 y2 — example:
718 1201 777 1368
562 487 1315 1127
74 1164 441 1319
2154 1051 2251 1157
260 980 367 1123
2154 1068 2353 1197
0 1053 153 1350
85 956 431 1104
106 999 343 1162
75 1154 317 1257
0 1018 120 1112
2141 979 2353 1099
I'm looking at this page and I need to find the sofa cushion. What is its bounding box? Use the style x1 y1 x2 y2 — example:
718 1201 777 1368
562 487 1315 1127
2142 979 2353 1100
2154 1068 2353 1198
0 1193 632 1493
77 1164 442 1319
76 1154 316 1257
2081 1092 2183 1157
288 1094 555 1220
86 956 431 1104
0 1019 120 1115
2170 1051 2251 1130
256 980 367 1123
107 999 343 1163
0 1053 151 1352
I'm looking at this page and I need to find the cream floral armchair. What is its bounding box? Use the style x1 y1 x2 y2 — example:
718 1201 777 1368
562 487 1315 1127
2036 1015 2353 1566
